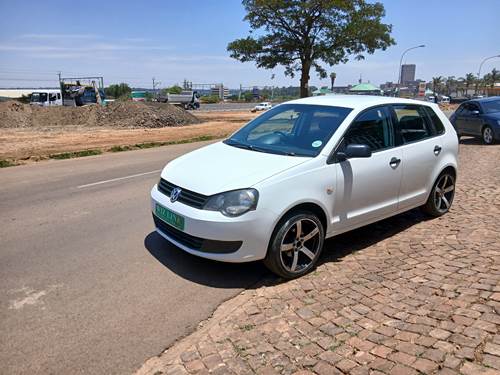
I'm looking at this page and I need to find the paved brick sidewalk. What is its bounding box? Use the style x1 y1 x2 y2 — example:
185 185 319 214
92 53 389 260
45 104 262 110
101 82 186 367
138 141 500 375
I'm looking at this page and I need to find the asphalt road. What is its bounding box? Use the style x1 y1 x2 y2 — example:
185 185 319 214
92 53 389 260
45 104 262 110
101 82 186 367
197 102 262 111
0 142 266 374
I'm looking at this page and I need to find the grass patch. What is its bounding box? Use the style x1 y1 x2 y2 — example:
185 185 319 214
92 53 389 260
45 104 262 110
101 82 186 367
109 145 134 152
240 324 255 331
7 134 225 166
0 159 19 168
49 149 102 160
108 135 222 153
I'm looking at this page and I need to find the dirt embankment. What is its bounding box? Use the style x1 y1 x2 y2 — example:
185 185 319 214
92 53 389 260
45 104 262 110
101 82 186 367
0 101 200 130
0 102 258 163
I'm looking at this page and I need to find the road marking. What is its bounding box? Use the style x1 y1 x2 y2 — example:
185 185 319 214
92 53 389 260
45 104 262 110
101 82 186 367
77 170 161 189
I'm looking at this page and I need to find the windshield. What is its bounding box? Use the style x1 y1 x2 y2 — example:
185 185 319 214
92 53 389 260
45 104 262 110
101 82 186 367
225 104 352 157
30 92 47 102
481 99 500 114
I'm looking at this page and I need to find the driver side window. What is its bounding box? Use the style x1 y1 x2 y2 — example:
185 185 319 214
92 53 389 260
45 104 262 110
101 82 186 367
343 106 394 152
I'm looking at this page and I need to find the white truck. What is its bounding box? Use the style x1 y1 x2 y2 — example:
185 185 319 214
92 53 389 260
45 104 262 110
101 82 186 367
30 89 63 106
159 90 200 110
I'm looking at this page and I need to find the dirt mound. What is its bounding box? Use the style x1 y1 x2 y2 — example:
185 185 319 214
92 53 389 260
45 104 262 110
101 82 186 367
0 101 201 129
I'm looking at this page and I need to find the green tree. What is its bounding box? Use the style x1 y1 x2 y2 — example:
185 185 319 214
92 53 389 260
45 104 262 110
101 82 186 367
105 83 131 99
162 85 183 95
227 0 394 98
445 76 456 96
464 73 475 96
483 68 499 87
432 76 443 95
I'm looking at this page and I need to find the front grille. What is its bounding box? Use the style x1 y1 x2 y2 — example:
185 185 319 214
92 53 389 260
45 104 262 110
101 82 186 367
153 215 242 254
158 178 209 209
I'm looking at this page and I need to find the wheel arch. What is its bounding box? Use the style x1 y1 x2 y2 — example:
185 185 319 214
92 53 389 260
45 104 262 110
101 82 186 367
269 201 328 245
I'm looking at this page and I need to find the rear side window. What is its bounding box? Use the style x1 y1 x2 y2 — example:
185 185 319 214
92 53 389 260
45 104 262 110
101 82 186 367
392 105 432 144
343 106 394 152
424 107 445 135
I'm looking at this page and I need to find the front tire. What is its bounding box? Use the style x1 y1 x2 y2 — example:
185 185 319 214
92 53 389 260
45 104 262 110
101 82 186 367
482 125 495 145
264 211 324 279
421 171 456 217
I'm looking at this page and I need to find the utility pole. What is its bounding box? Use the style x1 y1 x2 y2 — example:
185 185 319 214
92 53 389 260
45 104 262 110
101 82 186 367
239 84 242 101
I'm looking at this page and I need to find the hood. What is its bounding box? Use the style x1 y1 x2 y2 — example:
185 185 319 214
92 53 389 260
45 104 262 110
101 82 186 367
161 141 310 195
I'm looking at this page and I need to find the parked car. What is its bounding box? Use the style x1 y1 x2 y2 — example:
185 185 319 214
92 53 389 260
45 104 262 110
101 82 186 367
450 97 500 144
251 102 272 112
440 96 450 104
151 96 458 278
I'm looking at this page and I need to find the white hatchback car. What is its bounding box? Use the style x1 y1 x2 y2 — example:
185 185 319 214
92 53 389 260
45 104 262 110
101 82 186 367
151 96 458 278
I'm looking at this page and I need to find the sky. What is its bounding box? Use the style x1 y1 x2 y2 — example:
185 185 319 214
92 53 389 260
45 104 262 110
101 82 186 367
0 0 499 89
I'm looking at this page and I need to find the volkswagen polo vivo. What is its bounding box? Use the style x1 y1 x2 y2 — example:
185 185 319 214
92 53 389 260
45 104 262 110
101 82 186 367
151 96 458 278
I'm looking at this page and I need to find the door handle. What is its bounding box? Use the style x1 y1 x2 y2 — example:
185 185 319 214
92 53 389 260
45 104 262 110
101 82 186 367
434 145 442 155
389 157 401 168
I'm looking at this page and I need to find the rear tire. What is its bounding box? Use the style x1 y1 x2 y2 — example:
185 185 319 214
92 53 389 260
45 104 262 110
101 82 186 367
421 171 456 217
482 126 495 145
264 211 324 279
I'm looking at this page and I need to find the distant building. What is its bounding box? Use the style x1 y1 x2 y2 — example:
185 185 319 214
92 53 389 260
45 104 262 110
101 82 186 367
211 85 229 100
401 64 416 85
312 87 333 96
331 85 352 94
349 83 382 95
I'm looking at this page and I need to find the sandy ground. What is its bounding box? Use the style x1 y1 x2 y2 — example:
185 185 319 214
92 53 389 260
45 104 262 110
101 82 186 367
0 111 257 161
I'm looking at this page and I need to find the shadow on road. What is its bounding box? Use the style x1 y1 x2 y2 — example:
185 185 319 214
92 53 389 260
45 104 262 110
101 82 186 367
459 136 488 146
144 231 271 289
319 208 428 266
145 208 430 287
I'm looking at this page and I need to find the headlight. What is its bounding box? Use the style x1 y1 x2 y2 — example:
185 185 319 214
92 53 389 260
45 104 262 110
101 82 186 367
497 120 500 126
204 189 259 217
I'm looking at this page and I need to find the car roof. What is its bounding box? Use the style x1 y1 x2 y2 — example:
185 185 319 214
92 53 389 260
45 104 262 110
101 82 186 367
287 94 433 109
467 96 500 104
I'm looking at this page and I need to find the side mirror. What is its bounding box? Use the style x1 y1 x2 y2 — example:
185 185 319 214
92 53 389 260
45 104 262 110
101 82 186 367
336 144 372 161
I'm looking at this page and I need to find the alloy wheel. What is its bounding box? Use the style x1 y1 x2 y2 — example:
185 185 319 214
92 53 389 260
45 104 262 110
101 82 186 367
483 127 493 144
434 174 455 213
279 218 321 273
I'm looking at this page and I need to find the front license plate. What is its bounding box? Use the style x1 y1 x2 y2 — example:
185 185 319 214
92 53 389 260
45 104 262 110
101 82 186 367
155 203 185 231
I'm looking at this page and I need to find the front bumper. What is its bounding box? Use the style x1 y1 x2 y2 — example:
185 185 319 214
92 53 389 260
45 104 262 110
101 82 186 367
150 184 276 263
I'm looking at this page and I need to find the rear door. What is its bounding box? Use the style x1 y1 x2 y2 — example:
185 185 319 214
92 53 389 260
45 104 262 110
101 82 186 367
392 104 444 210
334 105 403 229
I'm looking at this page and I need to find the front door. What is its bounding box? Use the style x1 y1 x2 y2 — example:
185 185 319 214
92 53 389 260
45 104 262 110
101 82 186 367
334 106 402 230
466 102 483 136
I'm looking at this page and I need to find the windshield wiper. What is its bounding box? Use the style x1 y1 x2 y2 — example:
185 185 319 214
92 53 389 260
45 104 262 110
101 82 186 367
224 139 309 157
224 139 256 151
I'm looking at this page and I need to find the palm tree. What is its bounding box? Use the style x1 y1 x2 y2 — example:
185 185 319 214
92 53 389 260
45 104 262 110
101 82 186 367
330 72 337 91
445 76 456 96
464 73 475 97
432 76 443 95
490 68 499 87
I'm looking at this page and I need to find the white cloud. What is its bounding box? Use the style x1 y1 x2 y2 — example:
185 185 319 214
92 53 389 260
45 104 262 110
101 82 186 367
20 33 99 40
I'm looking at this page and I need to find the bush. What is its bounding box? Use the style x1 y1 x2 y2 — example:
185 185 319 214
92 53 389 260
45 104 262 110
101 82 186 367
200 95 220 104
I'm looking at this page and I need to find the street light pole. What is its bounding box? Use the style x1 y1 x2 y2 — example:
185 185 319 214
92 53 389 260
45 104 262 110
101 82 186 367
476 54 500 94
398 44 425 97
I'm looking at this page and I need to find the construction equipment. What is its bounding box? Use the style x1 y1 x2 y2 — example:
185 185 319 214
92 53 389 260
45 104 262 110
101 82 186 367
59 76 106 106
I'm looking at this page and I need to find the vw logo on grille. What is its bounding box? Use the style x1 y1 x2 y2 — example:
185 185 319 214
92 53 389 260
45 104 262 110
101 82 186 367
170 187 182 203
